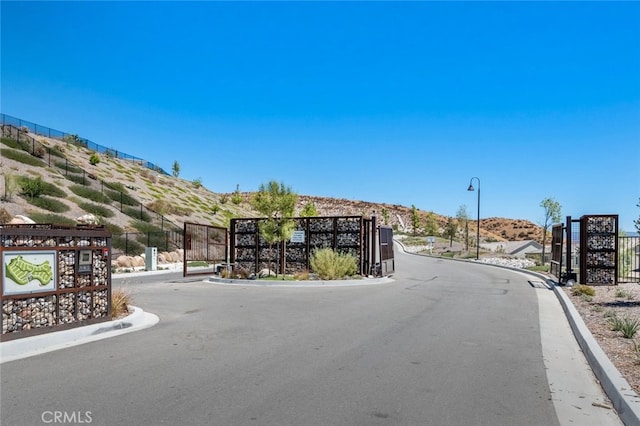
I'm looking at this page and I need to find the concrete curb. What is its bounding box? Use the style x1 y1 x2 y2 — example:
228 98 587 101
206 276 394 287
0 305 159 364
396 240 640 425
554 285 640 426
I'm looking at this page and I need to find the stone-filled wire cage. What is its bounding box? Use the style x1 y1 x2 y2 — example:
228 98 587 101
1 224 112 341
230 216 364 275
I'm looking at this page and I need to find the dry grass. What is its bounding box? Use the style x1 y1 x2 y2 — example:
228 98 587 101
111 288 132 319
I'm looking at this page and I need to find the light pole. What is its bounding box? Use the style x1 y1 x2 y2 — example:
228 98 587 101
467 177 480 260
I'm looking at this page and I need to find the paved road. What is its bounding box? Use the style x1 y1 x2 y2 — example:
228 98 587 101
0 251 618 425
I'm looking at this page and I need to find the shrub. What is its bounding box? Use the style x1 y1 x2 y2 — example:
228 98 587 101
123 207 151 222
18 176 66 198
111 235 144 256
26 196 70 213
111 288 132 319
609 315 640 338
571 284 595 297
77 202 115 218
55 161 83 174
620 317 640 339
28 212 76 226
69 185 111 204
89 152 100 165
20 176 46 198
1 137 30 151
615 288 634 300
65 173 88 185
310 248 358 280
105 189 138 206
1 148 46 167
131 220 163 234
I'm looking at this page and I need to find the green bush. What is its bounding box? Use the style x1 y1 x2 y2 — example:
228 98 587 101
571 284 595 297
69 185 111 204
123 207 151 222
104 181 126 192
20 176 46 198
608 315 640 338
26 196 70 213
310 248 358 280
77 202 115 218
89 152 100 165
105 189 138 206
1 137 31 151
131 220 163 234
18 176 66 198
65 173 88 185
27 212 76 225
55 161 83 174
111 235 145 256
1 148 46 167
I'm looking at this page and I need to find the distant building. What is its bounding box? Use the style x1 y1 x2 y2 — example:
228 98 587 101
480 240 543 258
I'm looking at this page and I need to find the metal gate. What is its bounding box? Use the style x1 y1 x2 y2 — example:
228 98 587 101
363 217 395 277
183 222 228 276
550 215 633 285
378 225 395 276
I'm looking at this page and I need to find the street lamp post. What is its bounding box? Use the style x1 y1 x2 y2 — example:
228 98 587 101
467 177 480 260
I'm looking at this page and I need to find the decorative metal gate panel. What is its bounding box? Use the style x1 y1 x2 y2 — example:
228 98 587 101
231 216 364 276
378 226 395 276
183 222 228 276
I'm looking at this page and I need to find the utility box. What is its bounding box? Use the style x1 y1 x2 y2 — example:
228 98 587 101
145 247 157 271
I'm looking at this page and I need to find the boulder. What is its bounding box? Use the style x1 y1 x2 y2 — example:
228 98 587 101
10 215 36 224
76 214 98 225
132 256 145 267
115 255 133 268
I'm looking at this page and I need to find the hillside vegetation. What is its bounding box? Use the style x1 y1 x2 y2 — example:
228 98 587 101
0 125 544 244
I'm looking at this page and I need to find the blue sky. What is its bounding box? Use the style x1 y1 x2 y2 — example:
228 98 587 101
2 1 639 232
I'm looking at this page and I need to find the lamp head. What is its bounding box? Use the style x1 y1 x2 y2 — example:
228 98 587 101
467 184 475 192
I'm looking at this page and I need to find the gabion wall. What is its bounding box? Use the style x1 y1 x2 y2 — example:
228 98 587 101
1 225 111 341
231 216 363 275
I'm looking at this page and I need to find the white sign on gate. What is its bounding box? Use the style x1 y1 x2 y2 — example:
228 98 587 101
290 230 305 243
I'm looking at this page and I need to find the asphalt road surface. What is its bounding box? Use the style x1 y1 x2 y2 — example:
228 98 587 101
0 250 616 425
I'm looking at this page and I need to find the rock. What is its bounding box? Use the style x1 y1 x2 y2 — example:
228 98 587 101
76 214 97 225
9 215 36 224
258 268 276 278
132 256 145 267
115 255 133 268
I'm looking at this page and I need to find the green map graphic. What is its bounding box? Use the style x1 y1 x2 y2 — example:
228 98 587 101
5 255 54 286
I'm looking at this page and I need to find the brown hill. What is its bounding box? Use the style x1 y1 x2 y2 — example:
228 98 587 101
0 125 544 243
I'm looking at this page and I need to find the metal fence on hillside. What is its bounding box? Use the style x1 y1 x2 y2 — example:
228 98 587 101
1 113 169 175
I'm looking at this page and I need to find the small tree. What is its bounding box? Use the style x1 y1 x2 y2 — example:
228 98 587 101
411 205 420 236
443 216 458 247
457 205 469 251
231 184 243 205
381 207 390 225
540 197 562 265
1 173 19 201
423 211 439 236
172 160 180 178
251 181 298 276
635 198 640 234
300 201 319 217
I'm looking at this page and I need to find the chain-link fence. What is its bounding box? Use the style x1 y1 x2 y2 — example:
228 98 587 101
1 113 169 174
